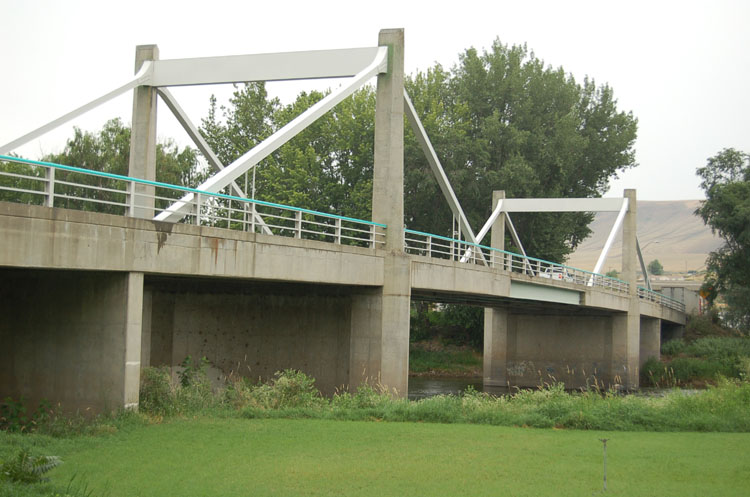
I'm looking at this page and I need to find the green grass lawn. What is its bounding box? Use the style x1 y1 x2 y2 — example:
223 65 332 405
7 417 749 497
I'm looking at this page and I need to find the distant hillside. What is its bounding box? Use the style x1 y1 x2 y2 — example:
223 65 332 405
566 200 723 273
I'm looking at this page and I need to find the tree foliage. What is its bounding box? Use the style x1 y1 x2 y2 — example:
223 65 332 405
648 259 664 275
199 42 637 264
404 41 638 262
1 119 203 213
696 148 750 332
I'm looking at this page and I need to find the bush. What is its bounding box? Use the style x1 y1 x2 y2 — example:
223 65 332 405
244 370 325 411
139 367 175 416
0 449 61 484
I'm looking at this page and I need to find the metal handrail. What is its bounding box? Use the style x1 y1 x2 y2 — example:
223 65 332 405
637 286 686 312
0 155 385 248
406 228 686 310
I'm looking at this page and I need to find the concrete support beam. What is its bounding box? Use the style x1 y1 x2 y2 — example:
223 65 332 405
372 28 405 252
490 191 506 267
349 253 411 396
350 28 411 397
484 307 510 387
128 45 159 219
640 317 661 368
612 189 641 388
484 191 510 389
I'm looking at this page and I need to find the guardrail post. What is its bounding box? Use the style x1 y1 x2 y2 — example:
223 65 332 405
250 204 256 233
335 218 342 244
127 181 136 216
195 193 202 225
45 167 55 208
295 211 302 238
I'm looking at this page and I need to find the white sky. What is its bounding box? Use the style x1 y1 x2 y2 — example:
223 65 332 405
1 0 748 200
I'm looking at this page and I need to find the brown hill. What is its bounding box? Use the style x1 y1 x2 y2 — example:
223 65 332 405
565 200 724 274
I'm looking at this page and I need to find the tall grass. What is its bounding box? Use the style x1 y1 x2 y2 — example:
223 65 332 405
136 367 750 432
645 336 750 386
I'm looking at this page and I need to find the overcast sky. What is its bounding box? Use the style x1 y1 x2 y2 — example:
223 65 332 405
1 0 748 201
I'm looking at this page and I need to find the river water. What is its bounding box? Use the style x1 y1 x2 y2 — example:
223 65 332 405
407 376 682 400
408 377 485 400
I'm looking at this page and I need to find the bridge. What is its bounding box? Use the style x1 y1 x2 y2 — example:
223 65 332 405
0 29 685 413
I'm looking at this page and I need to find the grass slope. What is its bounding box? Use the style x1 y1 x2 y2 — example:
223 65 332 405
14 418 749 497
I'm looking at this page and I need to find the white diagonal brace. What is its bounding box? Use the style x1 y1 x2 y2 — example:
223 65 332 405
156 88 272 235
403 91 488 265
155 47 388 223
0 62 154 155
504 212 534 274
589 197 629 285
636 237 652 291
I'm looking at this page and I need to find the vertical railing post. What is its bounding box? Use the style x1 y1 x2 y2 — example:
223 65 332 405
127 180 136 216
295 210 302 239
250 203 256 233
195 193 202 225
427 236 432 258
370 225 376 249
45 167 55 208
335 218 342 244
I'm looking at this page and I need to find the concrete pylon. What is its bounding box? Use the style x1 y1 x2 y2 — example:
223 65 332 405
349 28 410 397
484 190 510 388
612 188 640 388
128 44 159 219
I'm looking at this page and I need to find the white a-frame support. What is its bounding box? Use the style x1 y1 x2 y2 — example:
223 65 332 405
155 47 388 222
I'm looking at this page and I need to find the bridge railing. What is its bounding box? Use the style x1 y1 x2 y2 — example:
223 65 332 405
404 228 631 295
0 155 386 248
637 286 686 312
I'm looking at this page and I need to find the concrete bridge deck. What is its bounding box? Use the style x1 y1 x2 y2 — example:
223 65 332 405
0 202 685 412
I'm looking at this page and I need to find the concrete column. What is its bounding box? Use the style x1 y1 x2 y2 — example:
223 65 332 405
490 190 506 267
349 253 411 396
483 307 510 387
484 190 510 389
612 188 640 388
372 28 405 252
639 317 661 367
128 45 159 219
123 272 144 410
348 28 410 396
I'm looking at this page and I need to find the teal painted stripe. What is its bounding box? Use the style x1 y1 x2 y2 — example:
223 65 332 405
0 155 387 228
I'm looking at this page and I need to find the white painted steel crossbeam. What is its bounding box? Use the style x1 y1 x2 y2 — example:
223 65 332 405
151 48 383 87
500 198 625 212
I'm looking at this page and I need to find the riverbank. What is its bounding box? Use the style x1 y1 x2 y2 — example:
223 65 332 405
408 340 482 377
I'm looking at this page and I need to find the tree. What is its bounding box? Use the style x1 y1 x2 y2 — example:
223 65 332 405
647 259 664 276
1 119 203 213
41 118 204 214
404 41 638 262
696 148 750 332
605 269 620 279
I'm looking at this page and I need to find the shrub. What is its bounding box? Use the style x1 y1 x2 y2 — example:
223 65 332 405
245 370 324 410
139 367 175 416
0 398 52 433
0 449 61 484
